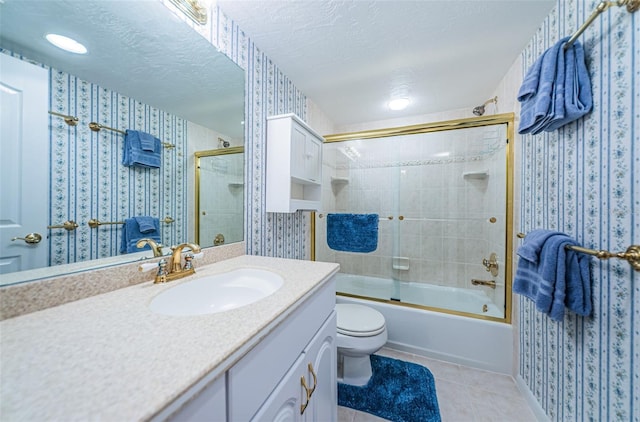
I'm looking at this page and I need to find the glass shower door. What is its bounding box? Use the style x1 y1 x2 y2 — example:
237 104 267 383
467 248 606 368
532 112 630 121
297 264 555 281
315 116 513 321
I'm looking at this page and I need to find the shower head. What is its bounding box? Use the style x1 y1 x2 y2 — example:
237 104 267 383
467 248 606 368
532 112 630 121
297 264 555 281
218 137 230 148
472 96 498 116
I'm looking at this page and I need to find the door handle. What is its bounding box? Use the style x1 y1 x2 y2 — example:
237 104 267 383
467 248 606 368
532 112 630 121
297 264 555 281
11 233 42 244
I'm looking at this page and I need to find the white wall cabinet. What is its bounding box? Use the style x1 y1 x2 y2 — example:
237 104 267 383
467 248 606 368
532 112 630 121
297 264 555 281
266 113 323 212
167 278 337 422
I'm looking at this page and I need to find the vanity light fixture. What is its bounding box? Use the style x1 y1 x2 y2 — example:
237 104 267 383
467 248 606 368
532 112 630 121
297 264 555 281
45 34 87 54
167 0 208 25
387 98 411 111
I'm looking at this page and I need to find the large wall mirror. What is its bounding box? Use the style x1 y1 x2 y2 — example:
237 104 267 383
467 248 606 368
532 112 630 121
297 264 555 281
0 1 245 285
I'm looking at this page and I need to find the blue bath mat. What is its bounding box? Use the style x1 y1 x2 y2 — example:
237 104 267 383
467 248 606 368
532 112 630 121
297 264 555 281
338 355 441 422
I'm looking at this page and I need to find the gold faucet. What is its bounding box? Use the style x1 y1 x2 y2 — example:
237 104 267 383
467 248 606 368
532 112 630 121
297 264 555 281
136 238 164 257
154 242 202 283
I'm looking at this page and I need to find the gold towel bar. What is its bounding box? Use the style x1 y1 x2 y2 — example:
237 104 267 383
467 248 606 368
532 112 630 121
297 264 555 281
517 232 640 272
88 122 176 149
47 220 79 231
564 0 639 50
48 111 79 126
317 214 393 220
88 216 175 229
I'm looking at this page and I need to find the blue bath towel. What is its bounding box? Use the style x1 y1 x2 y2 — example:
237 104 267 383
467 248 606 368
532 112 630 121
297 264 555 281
514 230 592 321
120 217 161 254
123 130 161 169
518 37 592 134
326 213 378 253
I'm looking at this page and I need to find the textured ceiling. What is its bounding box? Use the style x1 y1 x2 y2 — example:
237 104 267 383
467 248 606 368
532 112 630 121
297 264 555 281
0 0 245 138
217 0 556 126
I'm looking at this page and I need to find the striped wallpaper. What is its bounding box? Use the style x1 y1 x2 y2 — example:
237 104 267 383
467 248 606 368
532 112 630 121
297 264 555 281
518 0 638 420
48 71 188 266
194 3 309 260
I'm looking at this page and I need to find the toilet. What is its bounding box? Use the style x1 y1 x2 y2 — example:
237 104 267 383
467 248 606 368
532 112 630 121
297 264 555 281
336 303 388 386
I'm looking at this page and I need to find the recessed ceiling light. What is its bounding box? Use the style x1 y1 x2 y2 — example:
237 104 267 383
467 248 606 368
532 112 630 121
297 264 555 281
45 34 87 54
388 98 410 111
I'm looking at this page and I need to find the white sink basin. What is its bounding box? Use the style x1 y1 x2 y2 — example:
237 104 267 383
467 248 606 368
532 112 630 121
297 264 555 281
149 268 284 316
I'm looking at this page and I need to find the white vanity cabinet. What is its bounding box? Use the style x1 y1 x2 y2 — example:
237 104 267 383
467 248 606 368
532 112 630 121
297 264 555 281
166 277 337 422
251 312 336 422
266 113 323 213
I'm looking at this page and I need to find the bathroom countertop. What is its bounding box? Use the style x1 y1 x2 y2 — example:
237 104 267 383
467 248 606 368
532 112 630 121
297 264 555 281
0 255 339 421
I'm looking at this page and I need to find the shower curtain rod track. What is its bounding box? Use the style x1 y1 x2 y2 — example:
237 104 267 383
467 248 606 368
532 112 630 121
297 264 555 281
87 122 176 149
516 233 640 272
564 0 639 50
317 214 496 223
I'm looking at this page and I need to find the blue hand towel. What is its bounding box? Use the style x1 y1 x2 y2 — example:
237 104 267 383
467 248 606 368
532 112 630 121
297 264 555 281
326 213 378 253
564 248 592 317
134 216 159 234
120 217 161 254
518 37 569 134
123 130 162 169
513 230 592 321
545 41 593 132
518 37 592 134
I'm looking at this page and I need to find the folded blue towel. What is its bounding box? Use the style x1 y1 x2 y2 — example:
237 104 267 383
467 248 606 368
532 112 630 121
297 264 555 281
120 217 161 254
123 130 161 169
134 216 159 234
513 230 592 321
326 213 378 253
138 132 157 151
518 37 569 134
518 37 592 134
545 41 593 131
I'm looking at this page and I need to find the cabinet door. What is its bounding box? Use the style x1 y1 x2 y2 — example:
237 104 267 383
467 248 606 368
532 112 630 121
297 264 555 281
251 353 307 422
290 125 307 181
305 312 337 422
304 137 322 183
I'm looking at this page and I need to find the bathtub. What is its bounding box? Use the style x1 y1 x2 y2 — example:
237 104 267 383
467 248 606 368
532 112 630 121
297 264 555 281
335 273 513 374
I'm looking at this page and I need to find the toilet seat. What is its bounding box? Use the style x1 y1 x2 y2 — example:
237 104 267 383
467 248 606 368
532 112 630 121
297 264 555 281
336 304 386 337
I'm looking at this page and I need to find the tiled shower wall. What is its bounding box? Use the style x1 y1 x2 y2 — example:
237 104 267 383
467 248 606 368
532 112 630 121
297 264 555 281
316 125 508 309
514 0 639 420
1 49 188 267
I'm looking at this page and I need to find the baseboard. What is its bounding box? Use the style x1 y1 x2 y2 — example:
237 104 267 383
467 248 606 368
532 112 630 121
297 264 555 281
385 340 510 374
515 374 550 422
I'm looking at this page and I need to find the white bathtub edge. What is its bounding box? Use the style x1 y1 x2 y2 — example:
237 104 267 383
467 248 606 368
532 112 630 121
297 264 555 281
384 340 509 374
338 296 513 375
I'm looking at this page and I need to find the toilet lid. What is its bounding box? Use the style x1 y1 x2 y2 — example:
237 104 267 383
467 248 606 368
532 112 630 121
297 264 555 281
336 304 386 337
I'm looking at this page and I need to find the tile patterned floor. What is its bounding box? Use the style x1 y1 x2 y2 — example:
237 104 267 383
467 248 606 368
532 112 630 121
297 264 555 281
338 348 538 422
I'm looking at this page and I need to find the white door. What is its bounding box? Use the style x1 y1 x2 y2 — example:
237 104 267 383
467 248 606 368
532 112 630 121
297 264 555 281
0 54 49 274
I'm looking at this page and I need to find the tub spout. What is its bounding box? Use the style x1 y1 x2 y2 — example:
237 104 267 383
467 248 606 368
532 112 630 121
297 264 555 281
471 279 496 289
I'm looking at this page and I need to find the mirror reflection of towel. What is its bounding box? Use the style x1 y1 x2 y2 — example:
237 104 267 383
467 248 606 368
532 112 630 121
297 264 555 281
123 130 161 169
120 217 160 254
326 213 378 253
